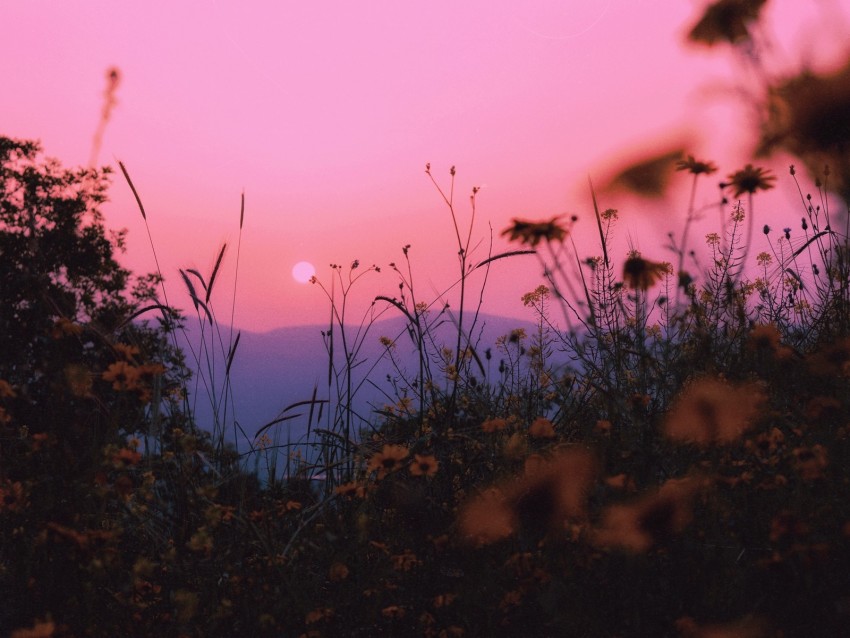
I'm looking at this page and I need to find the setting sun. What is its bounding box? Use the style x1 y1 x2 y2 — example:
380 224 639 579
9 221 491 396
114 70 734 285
291 260 315 284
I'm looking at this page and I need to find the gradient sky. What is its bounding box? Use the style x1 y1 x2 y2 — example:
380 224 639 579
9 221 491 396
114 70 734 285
4 1 849 331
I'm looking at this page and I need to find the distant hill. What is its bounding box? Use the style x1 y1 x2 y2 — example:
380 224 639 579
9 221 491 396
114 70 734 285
174 312 554 448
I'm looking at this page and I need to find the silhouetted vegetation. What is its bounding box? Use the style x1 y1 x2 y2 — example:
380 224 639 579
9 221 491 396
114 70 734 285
3 2 850 635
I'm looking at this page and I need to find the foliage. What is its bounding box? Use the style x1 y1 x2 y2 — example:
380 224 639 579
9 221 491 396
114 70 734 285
3 4 850 636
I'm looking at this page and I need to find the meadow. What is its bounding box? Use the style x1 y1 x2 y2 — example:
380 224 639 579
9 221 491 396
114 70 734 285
3 2 850 636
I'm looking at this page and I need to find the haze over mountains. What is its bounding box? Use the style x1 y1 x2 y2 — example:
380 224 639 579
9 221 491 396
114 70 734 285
175 312 556 449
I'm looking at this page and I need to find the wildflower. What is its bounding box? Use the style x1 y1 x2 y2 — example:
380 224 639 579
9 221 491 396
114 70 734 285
0 480 27 512
622 256 669 291
676 155 718 175
367 444 409 479
481 417 508 433
305 608 334 625
328 562 349 582
391 549 421 571
102 360 142 391
675 614 768 638
663 377 765 445
806 338 850 377
0 379 16 398
112 447 142 467
381 606 406 620
758 58 850 200
784 227 791 239
592 476 701 552
528 416 556 439
379 336 394 348
603 147 684 197
756 251 772 266
705 232 721 247
687 0 767 46
459 448 596 544
113 342 140 360
792 445 828 481
10 619 56 638
726 164 776 197
51 316 82 338
63 364 93 398
501 216 569 247
521 285 550 307
409 453 439 477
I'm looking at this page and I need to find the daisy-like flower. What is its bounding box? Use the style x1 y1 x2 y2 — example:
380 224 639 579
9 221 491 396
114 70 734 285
528 417 556 439
102 360 142 391
687 0 767 47
367 444 409 479
622 256 670 291
603 147 684 197
726 164 776 197
592 476 702 552
501 216 569 247
481 417 508 433
460 448 596 544
663 377 765 445
675 155 718 175
409 453 439 477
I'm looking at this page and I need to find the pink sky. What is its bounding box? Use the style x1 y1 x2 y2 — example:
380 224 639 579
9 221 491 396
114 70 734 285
4 1 849 331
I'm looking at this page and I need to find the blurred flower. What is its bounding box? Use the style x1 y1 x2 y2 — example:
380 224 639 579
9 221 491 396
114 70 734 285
409 453 439 477
592 476 701 552
792 444 828 481
381 605 406 620
10 619 56 638
758 58 850 200
367 444 409 479
623 256 670 290
663 377 765 445
328 562 350 582
0 480 27 513
726 164 776 198
501 216 568 247
528 416 556 439
481 417 508 433
687 0 768 47
676 155 718 175
64 363 93 398
675 614 769 638
0 379 16 398
602 147 684 197
460 448 596 544
806 338 850 377
335 481 367 498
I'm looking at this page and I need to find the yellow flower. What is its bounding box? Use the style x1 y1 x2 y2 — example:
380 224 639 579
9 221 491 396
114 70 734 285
592 476 701 552
663 377 765 445
528 417 556 439
460 448 596 544
0 379 16 398
367 444 409 479
481 417 508 433
10 619 56 638
409 454 439 477
102 360 141 391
